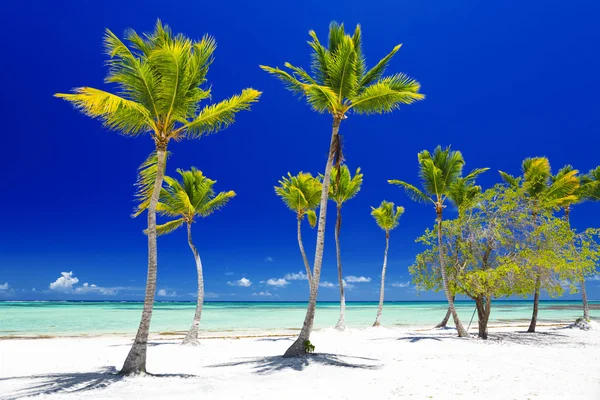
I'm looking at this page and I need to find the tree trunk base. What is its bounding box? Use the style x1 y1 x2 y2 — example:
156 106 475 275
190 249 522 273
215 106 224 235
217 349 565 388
283 337 307 357
120 341 147 375
372 320 381 327
335 318 345 331
181 338 200 346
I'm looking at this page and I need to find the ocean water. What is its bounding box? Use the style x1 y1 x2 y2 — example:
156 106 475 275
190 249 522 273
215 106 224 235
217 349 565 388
0 301 596 337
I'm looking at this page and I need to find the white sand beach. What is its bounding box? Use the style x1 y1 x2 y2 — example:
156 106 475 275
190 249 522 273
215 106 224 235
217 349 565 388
1 324 599 400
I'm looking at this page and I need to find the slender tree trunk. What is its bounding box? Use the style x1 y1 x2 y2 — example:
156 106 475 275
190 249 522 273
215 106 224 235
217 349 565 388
373 231 390 327
296 214 313 291
284 117 340 357
475 296 491 339
581 278 590 321
527 275 541 332
435 296 454 328
436 208 469 338
335 204 346 330
182 222 204 346
121 146 167 375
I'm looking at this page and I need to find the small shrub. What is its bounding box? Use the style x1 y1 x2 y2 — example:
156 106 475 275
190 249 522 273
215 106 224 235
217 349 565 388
303 340 315 353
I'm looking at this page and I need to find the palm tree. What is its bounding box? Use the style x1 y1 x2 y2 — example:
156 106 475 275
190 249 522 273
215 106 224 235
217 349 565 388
55 20 261 374
435 178 482 328
261 21 424 356
152 167 235 346
325 165 363 330
371 201 404 326
389 146 487 338
499 157 579 332
275 172 322 289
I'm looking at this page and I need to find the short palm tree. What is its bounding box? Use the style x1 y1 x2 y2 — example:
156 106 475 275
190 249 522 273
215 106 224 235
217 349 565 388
326 165 363 330
261 21 424 357
500 157 579 332
371 201 404 326
55 20 261 374
435 178 482 328
153 167 235 346
389 146 487 337
275 173 322 289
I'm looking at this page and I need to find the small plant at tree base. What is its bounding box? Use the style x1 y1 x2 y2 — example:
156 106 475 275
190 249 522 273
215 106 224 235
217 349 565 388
303 340 315 353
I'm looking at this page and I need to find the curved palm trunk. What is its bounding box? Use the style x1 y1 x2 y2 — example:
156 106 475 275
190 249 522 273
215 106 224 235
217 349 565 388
284 117 340 357
296 214 313 291
182 222 204 346
435 296 454 328
373 231 390 327
335 204 346 330
437 209 469 338
581 278 590 321
121 146 167 375
527 275 541 332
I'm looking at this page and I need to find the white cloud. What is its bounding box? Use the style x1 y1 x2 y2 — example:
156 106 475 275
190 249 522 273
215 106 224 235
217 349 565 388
588 275 600 281
392 281 410 288
320 281 336 288
264 257 274 262
252 291 272 297
73 282 117 296
227 277 252 287
266 278 288 287
342 280 355 289
284 271 307 281
0 283 8 290
345 276 371 283
49 272 79 291
157 289 177 297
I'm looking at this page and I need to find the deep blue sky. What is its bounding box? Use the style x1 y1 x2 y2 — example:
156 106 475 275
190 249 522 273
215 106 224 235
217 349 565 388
1 0 599 301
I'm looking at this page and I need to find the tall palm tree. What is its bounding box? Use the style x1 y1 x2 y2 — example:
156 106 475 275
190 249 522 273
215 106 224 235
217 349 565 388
499 157 579 332
152 167 235 346
275 172 322 289
55 20 261 374
389 146 487 338
325 165 363 330
371 201 404 326
261 21 424 356
435 178 482 328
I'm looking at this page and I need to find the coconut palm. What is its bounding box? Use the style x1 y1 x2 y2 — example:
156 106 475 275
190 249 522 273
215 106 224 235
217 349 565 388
435 178 482 328
261 21 424 356
55 20 261 374
389 146 487 337
499 157 579 332
371 201 404 326
275 173 322 289
152 167 235 346
326 165 363 330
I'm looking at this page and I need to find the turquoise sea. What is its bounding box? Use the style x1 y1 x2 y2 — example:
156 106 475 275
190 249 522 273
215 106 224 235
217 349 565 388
0 301 596 337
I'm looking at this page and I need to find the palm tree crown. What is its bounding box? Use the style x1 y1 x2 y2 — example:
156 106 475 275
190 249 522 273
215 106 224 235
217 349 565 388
56 20 261 148
275 172 322 226
328 166 363 205
371 201 404 232
155 167 236 235
581 166 600 202
260 22 424 120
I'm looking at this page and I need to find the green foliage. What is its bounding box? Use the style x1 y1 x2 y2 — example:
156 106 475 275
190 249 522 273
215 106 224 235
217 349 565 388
56 19 261 144
153 167 236 235
303 339 315 353
327 165 363 205
371 201 404 232
132 150 171 217
275 172 322 224
260 22 424 118
581 166 600 202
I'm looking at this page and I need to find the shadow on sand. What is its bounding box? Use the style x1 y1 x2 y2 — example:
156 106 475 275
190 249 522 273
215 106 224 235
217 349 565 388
0 366 198 399
208 353 381 374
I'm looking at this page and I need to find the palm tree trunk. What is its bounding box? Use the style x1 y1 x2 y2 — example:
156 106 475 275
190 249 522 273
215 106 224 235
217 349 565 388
121 146 167 375
527 275 541 332
296 214 313 291
581 278 590 321
334 204 346 330
283 117 340 357
373 231 390 327
435 296 454 328
475 296 491 339
182 222 204 346
436 210 469 338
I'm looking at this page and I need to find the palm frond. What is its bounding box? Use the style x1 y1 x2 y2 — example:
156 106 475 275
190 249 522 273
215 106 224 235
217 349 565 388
388 179 432 204
350 81 424 114
305 209 317 228
259 65 306 94
200 190 236 217
359 44 402 88
329 166 363 204
371 200 404 231
499 171 520 188
132 150 170 217
153 218 185 236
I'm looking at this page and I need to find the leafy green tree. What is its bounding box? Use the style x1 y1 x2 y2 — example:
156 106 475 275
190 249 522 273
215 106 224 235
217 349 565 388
371 201 404 326
389 146 487 337
261 21 424 356
55 20 261 374
275 173 322 288
326 165 363 330
499 157 579 332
